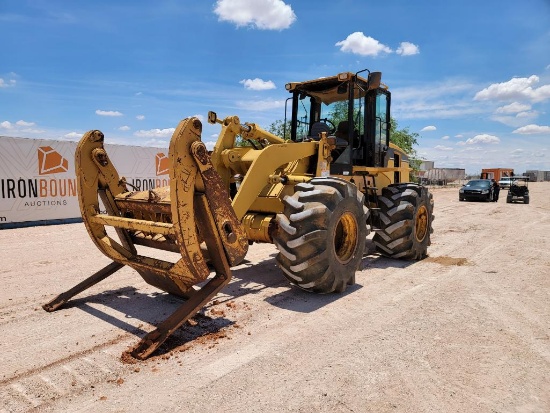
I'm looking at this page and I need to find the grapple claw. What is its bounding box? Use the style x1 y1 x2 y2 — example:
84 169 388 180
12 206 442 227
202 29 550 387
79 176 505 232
43 117 248 358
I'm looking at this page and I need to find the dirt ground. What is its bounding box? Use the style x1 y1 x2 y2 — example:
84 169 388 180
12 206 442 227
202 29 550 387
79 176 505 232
0 183 549 413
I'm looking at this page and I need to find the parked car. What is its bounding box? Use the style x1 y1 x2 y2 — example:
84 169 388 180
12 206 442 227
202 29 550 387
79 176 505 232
459 179 494 202
498 176 513 189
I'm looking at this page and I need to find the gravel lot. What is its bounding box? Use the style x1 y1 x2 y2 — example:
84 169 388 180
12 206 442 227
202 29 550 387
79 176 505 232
1 183 549 412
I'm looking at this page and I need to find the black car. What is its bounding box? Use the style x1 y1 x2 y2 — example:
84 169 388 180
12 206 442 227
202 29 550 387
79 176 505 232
459 179 494 202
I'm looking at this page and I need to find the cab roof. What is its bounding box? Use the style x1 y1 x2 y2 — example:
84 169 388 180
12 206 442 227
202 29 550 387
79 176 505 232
285 71 383 105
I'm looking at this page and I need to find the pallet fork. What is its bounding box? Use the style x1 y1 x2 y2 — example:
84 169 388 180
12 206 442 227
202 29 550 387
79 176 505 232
43 118 248 360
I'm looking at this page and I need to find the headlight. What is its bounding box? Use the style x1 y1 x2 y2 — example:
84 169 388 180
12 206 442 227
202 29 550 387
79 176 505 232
459 189 464 193
482 190 489 194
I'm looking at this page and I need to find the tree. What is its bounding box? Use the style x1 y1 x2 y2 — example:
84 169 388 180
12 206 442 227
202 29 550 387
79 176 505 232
235 135 251 147
390 118 423 178
389 118 418 157
267 119 292 140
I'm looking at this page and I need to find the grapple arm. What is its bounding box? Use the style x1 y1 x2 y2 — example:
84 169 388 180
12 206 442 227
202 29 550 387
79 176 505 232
43 117 248 359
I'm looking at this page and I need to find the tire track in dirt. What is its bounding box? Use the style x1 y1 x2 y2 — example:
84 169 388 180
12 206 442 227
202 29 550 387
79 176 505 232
0 335 133 412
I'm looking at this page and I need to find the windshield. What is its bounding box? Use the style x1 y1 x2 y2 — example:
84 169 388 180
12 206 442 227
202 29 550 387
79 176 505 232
294 97 364 142
465 180 490 188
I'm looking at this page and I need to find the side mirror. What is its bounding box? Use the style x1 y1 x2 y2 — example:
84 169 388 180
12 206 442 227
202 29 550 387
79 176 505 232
368 72 382 89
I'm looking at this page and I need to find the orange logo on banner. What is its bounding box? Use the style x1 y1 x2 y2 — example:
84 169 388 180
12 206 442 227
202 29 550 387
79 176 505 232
156 152 169 176
38 146 69 175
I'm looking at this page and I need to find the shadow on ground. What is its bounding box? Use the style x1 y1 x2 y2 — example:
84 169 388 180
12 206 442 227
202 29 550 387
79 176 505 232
47 244 414 357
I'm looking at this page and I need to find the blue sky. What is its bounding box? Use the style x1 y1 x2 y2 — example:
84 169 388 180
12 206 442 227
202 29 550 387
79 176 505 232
1 0 549 174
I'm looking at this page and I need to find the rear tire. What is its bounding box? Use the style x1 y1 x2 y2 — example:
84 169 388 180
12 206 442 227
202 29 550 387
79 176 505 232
274 177 368 293
373 184 434 260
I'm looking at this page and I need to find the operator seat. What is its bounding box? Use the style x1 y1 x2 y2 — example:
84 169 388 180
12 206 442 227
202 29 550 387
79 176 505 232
309 122 331 140
335 121 358 147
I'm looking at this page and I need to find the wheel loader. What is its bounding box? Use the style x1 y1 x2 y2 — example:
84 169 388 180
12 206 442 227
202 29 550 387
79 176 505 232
43 69 434 359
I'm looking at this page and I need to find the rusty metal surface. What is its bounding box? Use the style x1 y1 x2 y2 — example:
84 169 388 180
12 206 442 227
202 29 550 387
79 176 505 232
42 261 124 312
115 186 172 217
191 139 248 266
45 116 252 358
73 119 217 292
130 195 234 360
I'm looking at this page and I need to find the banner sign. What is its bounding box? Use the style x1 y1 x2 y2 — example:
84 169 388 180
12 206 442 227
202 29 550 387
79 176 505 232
0 136 169 228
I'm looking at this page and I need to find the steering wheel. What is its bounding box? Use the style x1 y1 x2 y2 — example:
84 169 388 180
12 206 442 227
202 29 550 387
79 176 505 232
320 118 336 134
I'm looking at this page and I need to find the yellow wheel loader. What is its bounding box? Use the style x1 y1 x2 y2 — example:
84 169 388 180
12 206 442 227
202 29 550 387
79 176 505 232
44 69 434 359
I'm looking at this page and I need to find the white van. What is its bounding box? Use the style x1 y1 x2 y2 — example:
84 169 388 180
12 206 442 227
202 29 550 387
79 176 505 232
498 177 513 189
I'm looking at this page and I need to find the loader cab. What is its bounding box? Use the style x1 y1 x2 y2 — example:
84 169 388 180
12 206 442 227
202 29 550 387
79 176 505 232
285 70 391 175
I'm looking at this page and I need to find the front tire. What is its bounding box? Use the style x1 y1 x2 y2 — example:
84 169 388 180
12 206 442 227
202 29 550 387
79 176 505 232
373 184 434 260
274 177 368 293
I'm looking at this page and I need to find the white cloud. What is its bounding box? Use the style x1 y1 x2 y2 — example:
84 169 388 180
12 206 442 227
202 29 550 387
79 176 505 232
474 75 550 103
455 134 463 138
235 99 285 111
96 109 123 117
134 128 175 138
494 102 531 114
0 119 43 134
441 135 450 140
335 32 392 56
0 78 16 88
434 145 453 151
118 125 131 131
396 42 419 56
23 128 45 134
203 134 219 151
490 112 539 128
465 134 500 144
144 138 169 147
204 140 217 151
214 0 296 30
421 125 436 131
136 115 145 120
512 124 550 134
240 78 276 90
392 80 482 120
16 120 35 126
515 110 538 119
64 132 81 139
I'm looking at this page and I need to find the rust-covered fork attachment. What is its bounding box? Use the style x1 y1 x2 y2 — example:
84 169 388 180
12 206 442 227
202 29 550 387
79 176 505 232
43 117 248 360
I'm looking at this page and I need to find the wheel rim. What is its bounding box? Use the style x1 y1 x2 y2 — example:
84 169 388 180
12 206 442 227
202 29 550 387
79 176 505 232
415 205 428 243
333 212 358 264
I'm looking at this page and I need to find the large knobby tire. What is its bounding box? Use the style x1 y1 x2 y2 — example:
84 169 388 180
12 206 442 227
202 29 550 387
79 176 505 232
274 177 369 293
373 183 434 260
